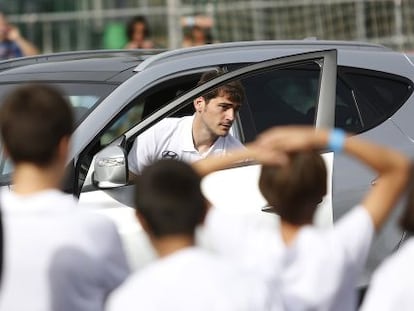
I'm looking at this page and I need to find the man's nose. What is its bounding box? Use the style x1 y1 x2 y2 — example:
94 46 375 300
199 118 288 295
225 108 235 121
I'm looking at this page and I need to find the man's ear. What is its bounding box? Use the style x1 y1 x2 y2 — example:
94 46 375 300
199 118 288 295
193 96 206 113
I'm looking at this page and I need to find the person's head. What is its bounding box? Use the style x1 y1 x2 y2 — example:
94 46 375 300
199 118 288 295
0 84 73 169
193 70 245 137
191 25 207 45
0 11 9 41
259 151 327 225
400 164 414 233
126 16 150 43
134 159 207 240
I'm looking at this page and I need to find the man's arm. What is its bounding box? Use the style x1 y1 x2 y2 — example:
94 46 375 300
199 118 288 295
192 142 287 177
194 126 410 230
256 126 411 231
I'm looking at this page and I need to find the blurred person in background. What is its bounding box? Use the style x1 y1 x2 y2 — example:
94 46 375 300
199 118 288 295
0 84 129 311
0 10 38 59
124 15 154 49
181 14 214 47
182 25 213 47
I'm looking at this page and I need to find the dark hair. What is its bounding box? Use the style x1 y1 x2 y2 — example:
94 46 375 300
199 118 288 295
197 70 245 104
0 84 73 167
134 159 207 238
259 151 327 225
400 164 414 233
126 15 150 40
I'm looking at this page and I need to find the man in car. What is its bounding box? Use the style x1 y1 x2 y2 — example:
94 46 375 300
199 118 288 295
0 84 129 311
127 70 245 176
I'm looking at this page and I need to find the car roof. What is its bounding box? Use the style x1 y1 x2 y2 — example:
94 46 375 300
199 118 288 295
134 40 390 71
0 49 164 83
0 40 392 83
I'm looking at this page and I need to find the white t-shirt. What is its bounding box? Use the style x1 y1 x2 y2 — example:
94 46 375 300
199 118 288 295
0 189 130 311
204 206 374 311
360 237 414 311
127 115 244 174
106 247 280 311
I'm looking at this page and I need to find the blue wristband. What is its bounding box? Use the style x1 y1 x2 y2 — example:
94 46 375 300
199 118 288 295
328 129 346 152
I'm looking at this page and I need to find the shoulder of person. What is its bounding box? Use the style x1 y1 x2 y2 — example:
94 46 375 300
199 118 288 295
141 117 185 137
106 265 157 309
73 205 119 232
375 237 414 279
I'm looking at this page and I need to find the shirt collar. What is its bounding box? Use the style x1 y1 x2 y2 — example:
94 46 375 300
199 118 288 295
181 114 226 154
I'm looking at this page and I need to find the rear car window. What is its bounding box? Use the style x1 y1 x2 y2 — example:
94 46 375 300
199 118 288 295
240 64 413 140
339 69 413 132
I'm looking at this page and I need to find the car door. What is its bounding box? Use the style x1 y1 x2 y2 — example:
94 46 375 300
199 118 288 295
79 49 338 268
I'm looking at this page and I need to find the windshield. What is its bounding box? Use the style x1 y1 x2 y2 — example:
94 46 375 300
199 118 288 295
0 82 118 184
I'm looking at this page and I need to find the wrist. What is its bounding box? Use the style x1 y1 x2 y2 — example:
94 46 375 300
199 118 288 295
312 129 329 149
327 128 346 152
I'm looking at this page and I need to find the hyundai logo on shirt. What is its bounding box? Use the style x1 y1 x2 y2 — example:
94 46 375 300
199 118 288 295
162 151 179 159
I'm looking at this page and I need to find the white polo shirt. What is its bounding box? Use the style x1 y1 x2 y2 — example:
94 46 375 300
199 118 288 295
0 189 130 311
360 237 414 311
128 115 244 174
204 206 374 311
106 247 281 311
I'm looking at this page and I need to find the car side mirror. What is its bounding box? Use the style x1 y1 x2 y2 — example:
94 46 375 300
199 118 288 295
92 145 128 189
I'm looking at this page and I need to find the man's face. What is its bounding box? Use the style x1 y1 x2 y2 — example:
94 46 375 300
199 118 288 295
132 22 146 42
195 95 241 137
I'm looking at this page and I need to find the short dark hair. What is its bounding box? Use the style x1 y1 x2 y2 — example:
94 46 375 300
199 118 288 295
197 70 245 104
259 151 327 225
126 15 150 40
0 84 73 167
400 164 414 233
134 159 207 238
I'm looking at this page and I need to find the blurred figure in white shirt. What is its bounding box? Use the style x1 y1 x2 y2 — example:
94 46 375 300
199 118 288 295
360 169 414 311
106 159 279 311
0 84 129 311
193 126 410 311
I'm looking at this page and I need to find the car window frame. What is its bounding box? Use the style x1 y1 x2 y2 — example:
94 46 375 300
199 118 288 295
123 49 338 144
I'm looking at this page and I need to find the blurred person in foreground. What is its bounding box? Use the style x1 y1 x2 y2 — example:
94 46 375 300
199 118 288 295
193 126 410 311
0 10 38 59
360 169 414 311
106 159 280 311
124 15 154 49
0 84 129 311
